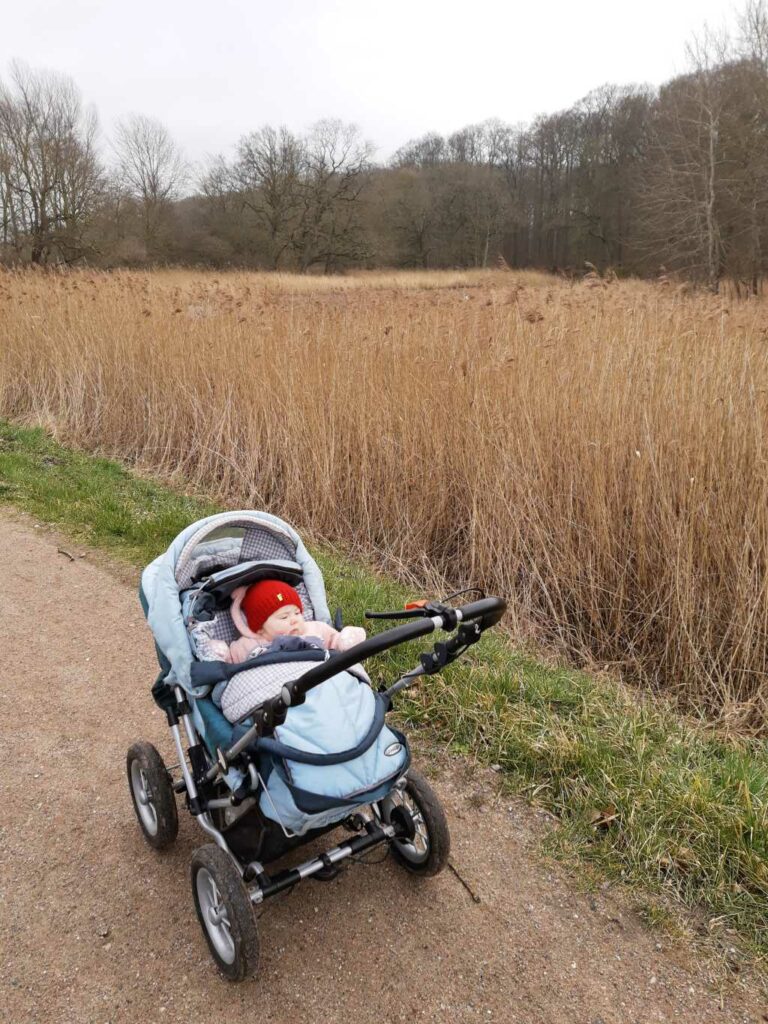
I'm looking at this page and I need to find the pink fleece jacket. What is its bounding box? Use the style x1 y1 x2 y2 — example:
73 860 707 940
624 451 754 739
208 585 366 664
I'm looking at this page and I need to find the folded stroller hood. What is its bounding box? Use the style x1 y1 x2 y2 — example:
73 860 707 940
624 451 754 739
140 510 332 695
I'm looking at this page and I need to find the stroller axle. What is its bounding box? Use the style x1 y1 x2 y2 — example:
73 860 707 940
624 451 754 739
249 821 396 903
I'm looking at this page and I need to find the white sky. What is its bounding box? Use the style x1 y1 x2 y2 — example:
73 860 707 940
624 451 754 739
0 0 744 167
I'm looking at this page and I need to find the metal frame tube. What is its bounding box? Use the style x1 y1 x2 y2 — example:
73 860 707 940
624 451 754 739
169 688 242 867
249 822 395 903
169 721 197 801
180 709 199 748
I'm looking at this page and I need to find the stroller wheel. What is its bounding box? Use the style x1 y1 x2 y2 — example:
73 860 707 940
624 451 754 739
126 741 179 850
380 768 451 876
191 845 260 981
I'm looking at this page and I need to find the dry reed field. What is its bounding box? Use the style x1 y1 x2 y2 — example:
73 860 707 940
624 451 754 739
2 266 768 730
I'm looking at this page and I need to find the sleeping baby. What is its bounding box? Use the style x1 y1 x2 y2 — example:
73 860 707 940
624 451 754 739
204 579 366 663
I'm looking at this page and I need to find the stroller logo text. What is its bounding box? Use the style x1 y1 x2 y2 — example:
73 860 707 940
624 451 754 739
384 742 403 757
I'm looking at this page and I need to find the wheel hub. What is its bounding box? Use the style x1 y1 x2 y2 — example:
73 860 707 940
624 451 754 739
196 868 235 965
380 786 431 864
208 905 225 926
390 804 417 842
130 761 158 835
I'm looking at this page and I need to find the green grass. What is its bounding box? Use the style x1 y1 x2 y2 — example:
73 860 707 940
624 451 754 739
0 422 219 561
1 420 767 964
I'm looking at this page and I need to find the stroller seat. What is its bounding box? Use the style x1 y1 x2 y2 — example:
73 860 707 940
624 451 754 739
141 511 334 767
141 508 408 837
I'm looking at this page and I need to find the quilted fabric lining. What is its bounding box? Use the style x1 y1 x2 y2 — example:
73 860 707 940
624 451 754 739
221 660 323 722
180 521 316 646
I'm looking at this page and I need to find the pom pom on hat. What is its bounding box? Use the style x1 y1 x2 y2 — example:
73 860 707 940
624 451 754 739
241 579 303 633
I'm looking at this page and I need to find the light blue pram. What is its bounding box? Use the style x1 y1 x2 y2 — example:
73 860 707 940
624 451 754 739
128 510 505 981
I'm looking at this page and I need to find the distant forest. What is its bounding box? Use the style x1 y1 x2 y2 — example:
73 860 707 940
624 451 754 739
3 1 768 289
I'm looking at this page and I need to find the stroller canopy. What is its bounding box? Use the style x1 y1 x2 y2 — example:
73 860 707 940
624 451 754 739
141 511 331 695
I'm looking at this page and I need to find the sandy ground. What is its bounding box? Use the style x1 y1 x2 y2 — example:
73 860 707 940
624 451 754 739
1 509 766 1024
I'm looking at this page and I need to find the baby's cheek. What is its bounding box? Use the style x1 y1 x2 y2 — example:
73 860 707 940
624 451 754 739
262 619 281 640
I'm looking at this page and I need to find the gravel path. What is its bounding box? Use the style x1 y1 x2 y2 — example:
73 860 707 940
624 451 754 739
1 510 765 1024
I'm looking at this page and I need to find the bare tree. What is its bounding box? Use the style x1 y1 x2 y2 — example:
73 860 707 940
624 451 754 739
392 132 446 168
690 32 729 292
194 155 243 260
0 61 103 264
293 119 374 272
727 0 768 291
717 60 768 292
738 0 768 64
637 32 729 291
113 114 187 258
380 167 438 267
231 126 304 269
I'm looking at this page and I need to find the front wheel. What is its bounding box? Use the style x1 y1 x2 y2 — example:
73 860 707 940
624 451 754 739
126 741 178 850
191 845 260 981
380 768 450 876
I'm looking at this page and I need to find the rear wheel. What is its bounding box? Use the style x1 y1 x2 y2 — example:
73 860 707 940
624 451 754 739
380 768 450 876
191 844 260 981
126 741 178 850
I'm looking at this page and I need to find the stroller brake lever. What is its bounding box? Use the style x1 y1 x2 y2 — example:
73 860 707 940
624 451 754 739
364 601 459 626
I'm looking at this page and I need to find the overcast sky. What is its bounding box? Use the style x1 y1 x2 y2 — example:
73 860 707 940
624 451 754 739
0 0 745 166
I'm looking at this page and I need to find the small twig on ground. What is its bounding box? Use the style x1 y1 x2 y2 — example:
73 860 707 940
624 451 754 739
448 860 481 903
57 547 75 561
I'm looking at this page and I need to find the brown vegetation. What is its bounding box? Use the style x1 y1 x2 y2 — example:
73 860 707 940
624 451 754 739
2 267 768 729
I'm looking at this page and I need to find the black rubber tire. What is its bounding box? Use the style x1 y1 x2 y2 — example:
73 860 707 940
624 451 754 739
386 768 451 877
191 844 260 981
126 741 179 850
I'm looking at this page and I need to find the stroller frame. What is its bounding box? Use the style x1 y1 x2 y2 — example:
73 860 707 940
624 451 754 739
153 596 504 898
162 679 404 902
129 513 505 979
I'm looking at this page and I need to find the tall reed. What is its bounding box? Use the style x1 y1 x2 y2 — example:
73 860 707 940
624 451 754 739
2 266 767 728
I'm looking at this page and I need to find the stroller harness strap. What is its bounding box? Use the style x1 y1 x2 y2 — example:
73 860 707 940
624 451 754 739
254 694 387 766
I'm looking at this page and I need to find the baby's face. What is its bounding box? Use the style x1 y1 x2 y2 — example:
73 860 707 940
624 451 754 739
261 604 304 641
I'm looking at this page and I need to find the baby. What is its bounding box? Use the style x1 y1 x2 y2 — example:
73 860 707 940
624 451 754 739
208 579 366 664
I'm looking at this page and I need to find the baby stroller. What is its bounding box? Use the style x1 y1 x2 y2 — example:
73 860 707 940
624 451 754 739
128 510 505 980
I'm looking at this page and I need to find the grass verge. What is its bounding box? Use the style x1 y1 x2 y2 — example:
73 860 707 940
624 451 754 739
1 420 766 967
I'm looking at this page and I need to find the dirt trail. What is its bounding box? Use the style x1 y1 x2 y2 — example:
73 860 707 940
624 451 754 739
1 510 765 1024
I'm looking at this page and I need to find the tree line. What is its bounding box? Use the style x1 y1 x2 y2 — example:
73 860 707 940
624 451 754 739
2 1 768 289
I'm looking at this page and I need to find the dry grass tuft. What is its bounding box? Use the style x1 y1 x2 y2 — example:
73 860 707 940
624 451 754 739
3 267 768 729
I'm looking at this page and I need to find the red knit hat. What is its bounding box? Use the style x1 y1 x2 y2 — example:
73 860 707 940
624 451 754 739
241 580 303 633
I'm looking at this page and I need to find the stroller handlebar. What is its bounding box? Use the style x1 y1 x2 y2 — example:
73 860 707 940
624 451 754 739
215 596 506 773
284 596 506 705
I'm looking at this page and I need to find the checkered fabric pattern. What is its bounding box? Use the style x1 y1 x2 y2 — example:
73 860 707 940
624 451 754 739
181 523 317 645
240 526 295 561
208 609 239 643
240 526 315 619
221 660 322 722
177 552 234 590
